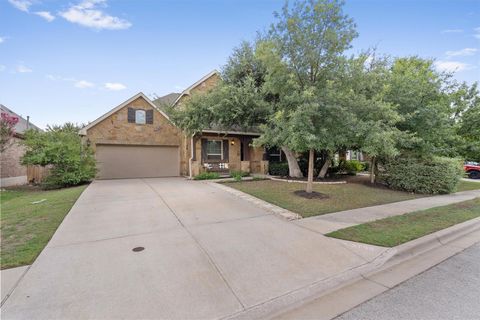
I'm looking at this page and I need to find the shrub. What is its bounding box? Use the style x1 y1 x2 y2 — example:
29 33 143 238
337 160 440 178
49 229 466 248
193 172 220 180
381 157 463 194
230 170 249 181
361 161 370 172
337 160 364 175
21 123 96 189
269 162 289 176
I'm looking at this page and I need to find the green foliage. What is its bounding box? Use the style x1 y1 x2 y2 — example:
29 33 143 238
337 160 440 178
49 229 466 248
338 160 364 174
381 157 463 194
455 83 480 161
230 170 249 181
268 162 290 176
193 172 221 180
361 161 370 172
384 57 460 157
170 76 269 135
21 123 96 188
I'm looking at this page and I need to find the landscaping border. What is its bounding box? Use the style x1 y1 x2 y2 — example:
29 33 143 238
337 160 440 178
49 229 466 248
208 181 302 221
269 176 347 185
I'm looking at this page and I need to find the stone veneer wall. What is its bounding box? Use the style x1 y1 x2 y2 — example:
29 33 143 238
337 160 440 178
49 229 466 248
85 96 189 176
190 134 267 176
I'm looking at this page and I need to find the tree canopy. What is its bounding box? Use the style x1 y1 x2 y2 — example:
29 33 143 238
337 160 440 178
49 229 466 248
172 0 479 191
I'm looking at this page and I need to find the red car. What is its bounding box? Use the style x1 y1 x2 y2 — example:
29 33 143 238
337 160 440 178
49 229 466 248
464 162 480 179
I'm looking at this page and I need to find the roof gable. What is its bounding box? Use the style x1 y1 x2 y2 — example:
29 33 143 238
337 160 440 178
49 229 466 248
172 70 220 107
79 92 172 135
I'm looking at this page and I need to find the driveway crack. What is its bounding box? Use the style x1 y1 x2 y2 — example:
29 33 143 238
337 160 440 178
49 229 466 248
142 179 246 310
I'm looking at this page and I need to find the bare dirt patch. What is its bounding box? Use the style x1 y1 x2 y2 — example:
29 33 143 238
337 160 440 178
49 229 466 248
293 190 329 199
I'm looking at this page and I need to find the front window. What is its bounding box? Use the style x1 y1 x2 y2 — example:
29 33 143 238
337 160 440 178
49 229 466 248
135 110 146 124
206 140 222 160
268 147 282 162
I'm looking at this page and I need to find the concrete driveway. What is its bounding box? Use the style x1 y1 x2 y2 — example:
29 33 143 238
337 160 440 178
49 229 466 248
1 178 376 319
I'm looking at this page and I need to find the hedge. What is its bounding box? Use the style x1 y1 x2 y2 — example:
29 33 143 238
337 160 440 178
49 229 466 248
193 172 220 180
269 162 289 176
381 157 463 194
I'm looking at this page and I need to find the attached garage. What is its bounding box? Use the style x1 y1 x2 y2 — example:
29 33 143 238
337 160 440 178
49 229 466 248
96 145 179 179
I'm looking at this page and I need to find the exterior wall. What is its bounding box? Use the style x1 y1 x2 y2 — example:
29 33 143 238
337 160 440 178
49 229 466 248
190 133 267 175
191 135 242 173
0 137 27 186
175 73 221 108
85 96 188 176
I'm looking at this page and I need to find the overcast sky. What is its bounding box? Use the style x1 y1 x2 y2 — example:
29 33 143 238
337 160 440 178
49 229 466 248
1 0 479 129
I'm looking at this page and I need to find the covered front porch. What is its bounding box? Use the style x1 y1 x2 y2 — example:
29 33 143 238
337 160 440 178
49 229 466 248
189 131 269 177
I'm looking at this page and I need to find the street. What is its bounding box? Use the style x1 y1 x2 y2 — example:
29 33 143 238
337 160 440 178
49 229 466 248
337 242 480 320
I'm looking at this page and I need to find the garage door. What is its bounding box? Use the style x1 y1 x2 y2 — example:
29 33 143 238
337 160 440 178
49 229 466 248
96 145 179 179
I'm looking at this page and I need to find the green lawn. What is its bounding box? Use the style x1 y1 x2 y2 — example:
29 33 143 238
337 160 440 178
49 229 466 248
457 180 480 192
0 185 87 269
224 180 423 218
327 197 480 247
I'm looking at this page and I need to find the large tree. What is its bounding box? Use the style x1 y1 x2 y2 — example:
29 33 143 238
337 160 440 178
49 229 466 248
337 53 404 183
263 0 358 192
452 83 480 162
171 40 306 177
384 57 460 157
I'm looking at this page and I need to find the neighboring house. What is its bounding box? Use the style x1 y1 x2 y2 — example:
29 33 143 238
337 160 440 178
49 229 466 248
79 70 268 179
0 105 41 187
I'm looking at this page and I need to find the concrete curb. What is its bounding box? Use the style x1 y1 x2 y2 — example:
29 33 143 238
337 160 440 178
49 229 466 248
208 182 302 221
226 217 480 320
373 216 480 268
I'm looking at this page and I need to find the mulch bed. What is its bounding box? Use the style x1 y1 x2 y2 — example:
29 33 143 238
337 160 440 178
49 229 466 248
293 190 330 199
276 176 345 182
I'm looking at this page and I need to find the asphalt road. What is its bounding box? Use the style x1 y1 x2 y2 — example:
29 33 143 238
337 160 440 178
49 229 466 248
337 242 480 320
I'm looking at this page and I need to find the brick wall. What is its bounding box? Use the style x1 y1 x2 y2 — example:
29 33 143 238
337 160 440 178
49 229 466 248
0 137 27 178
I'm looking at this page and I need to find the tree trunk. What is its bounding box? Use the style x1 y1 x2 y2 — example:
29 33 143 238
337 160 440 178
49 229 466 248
281 146 303 178
317 154 331 178
306 148 314 193
370 156 376 184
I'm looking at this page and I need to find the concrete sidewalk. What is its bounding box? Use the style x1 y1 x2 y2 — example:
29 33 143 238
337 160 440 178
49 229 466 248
295 189 480 234
1 178 382 320
1 266 29 304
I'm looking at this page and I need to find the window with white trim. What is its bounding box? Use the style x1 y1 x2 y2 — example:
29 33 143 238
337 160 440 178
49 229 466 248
135 110 146 124
206 140 222 160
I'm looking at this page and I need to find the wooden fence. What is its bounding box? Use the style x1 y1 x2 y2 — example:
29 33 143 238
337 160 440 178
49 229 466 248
27 165 50 184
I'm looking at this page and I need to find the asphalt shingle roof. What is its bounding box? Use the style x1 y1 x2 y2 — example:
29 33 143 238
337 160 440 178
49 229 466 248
0 104 42 134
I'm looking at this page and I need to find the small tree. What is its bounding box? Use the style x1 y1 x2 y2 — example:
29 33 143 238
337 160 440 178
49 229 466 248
21 123 96 188
0 112 19 152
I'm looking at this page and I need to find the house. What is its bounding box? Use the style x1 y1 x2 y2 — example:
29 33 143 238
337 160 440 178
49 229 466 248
0 105 42 187
79 71 269 179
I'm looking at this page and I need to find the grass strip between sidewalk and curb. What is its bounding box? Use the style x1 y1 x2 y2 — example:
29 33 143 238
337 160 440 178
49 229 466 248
0 185 87 270
457 180 480 191
326 197 480 247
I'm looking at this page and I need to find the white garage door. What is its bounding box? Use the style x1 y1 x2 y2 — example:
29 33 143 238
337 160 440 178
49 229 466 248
96 145 179 179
